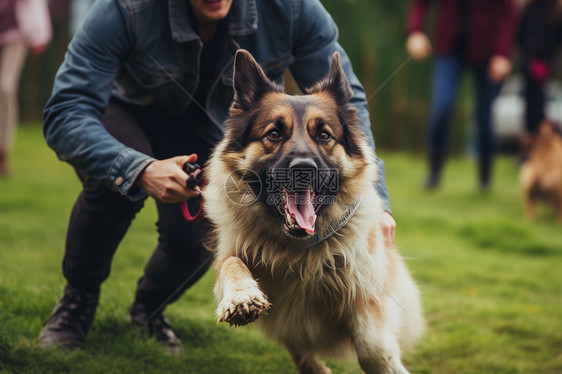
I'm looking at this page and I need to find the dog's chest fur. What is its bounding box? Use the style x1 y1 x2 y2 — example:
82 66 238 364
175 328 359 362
252 265 357 351
245 228 386 352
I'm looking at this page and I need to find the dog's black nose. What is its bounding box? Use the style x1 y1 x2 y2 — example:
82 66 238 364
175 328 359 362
289 157 318 170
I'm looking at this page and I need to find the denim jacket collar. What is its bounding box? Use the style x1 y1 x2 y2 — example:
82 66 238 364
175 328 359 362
168 0 258 42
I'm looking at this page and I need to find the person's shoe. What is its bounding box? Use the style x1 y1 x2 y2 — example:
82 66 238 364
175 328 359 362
424 172 440 190
425 152 444 190
478 181 491 193
0 151 11 177
38 284 99 350
127 303 185 355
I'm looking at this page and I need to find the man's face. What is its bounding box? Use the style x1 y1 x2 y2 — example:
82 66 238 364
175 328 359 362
188 0 233 25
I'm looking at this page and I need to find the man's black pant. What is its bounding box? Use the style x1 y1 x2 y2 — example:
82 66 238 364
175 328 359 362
524 67 545 134
62 100 214 314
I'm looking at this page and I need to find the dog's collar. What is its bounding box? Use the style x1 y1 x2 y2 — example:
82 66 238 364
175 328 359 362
301 198 362 249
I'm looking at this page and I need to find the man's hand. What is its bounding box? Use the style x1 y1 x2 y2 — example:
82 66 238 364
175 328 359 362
381 211 396 247
137 154 201 203
406 31 432 61
488 55 512 83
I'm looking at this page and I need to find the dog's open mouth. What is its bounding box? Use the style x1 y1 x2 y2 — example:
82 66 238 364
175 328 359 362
282 187 317 237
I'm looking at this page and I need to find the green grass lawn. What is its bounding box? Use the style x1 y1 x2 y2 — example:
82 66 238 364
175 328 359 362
1 126 561 374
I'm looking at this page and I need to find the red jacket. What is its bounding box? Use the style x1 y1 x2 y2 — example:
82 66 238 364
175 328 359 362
407 0 517 65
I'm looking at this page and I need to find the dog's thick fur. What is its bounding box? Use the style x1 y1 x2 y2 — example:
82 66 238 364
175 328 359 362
520 120 562 221
204 50 424 374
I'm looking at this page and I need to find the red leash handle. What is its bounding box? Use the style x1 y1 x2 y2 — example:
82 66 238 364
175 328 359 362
180 162 206 222
180 199 204 222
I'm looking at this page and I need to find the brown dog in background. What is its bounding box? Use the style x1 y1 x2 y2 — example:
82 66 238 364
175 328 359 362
519 120 562 221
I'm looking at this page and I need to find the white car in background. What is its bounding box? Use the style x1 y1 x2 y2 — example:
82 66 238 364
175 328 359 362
492 75 562 150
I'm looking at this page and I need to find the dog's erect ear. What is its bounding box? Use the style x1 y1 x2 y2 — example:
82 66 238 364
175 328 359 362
326 52 354 104
307 52 353 105
307 52 363 156
231 50 278 113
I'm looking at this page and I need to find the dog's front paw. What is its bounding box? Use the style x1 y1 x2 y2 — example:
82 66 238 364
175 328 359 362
216 289 271 327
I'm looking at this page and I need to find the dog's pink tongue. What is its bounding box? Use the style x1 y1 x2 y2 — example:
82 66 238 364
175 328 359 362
286 189 317 234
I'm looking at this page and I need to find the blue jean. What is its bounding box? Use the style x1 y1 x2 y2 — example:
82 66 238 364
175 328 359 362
427 53 501 186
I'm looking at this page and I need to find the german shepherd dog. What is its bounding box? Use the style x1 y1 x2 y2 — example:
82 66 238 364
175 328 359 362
520 120 562 221
204 50 424 374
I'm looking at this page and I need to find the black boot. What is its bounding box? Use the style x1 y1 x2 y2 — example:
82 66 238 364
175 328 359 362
0 151 10 177
479 154 493 191
127 302 184 355
425 151 445 190
38 284 99 350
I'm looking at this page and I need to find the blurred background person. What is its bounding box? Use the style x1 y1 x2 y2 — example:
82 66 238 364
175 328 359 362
0 0 51 177
518 0 562 135
406 0 517 190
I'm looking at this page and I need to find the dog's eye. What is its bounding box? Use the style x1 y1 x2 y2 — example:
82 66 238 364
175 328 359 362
318 130 331 142
267 129 282 141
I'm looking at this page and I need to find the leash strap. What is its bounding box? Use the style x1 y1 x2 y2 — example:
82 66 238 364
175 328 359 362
180 164 205 222
180 199 204 222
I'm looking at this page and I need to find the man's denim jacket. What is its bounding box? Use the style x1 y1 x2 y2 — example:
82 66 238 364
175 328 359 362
43 0 391 212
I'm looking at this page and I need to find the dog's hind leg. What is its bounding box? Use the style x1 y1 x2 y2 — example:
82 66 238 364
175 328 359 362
553 186 562 221
287 349 332 374
215 256 271 326
523 191 536 221
520 167 536 221
349 312 410 374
